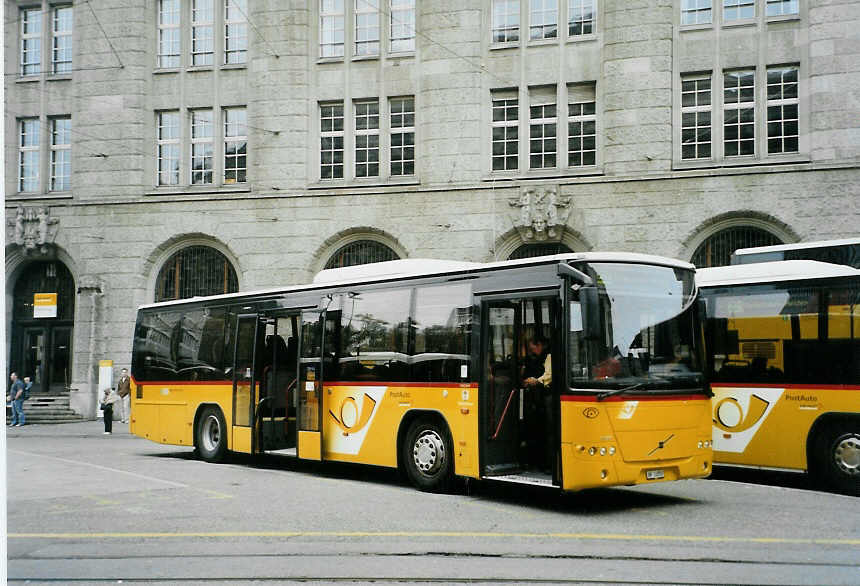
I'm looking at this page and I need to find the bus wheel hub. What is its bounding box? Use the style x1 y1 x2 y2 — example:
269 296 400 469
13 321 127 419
834 435 860 476
414 431 444 475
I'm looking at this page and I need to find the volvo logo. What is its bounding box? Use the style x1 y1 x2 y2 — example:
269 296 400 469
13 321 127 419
647 434 675 456
583 407 599 419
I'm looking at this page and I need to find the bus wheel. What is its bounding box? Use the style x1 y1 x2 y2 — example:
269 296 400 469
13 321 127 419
815 424 860 496
196 406 227 463
403 416 453 493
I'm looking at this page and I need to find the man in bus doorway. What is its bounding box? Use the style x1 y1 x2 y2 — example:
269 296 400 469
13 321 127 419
523 335 553 473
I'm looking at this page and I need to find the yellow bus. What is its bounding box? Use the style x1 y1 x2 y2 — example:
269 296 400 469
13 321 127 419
697 260 860 495
130 253 713 493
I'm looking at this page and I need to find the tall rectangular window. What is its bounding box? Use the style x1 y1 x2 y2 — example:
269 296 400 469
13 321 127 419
724 0 754 21
530 0 558 40
766 66 799 154
355 100 380 177
190 109 214 184
529 90 557 168
320 0 345 57
568 86 596 166
192 0 214 66
50 117 71 191
21 8 42 76
157 111 180 186
767 0 798 17
390 97 415 176
355 0 380 56
225 0 248 64
158 0 181 68
681 75 712 160
390 0 415 53
492 0 520 43
224 107 247 183
320 102 344 179
724 70 755 157
568 0 594 36
681 0 712 25
492 96 518 171
52 6 73 74
19 119 40 192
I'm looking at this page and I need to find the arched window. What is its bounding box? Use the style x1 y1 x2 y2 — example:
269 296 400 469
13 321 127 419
155 246 238 302
691 226 783 268
324 239 400 269
508 242 573 260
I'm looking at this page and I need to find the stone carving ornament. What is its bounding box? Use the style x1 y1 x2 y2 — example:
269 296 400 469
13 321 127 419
508 185 571 241
7 205 59 255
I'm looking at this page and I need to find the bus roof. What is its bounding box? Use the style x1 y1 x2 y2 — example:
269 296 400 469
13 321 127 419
139 252 695 311
696 260 860 287
733 237 860 256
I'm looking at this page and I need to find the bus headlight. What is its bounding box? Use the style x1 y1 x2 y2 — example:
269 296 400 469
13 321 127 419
609 446 616 455
588 447 596 456
599 447 607 456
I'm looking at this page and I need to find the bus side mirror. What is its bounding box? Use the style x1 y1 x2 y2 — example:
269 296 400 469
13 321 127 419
580 287 601 340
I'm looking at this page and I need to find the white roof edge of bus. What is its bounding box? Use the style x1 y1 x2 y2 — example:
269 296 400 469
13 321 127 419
696 260 860 287
312 258 483 283
138 252 695 310
734 237 860 255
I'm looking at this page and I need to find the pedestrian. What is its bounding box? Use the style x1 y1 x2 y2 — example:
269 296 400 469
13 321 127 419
8 372 26 426
116 367 131 423
23 376 33 398
100 387 119 434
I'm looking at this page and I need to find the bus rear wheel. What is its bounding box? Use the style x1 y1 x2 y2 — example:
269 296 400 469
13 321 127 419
196 406 227 463
813 423 860 496
403 416 454 493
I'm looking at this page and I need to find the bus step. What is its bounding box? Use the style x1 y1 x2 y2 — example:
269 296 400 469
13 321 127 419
486 471 555 487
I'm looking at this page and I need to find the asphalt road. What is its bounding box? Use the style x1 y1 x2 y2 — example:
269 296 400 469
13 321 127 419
5 420 859 585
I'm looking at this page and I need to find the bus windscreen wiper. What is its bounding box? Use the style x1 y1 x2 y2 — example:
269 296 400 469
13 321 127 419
596 382 643 402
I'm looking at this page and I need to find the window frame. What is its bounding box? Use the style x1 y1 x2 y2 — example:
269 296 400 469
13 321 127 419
20 7 42 76
529 0 558 41
567 99 596 167
529 99 558 169
18 118 41 193
681 0 712 26
765 65 799 155
492 0 521 45
157 110 181 186
680 74 713 161
50 116 71 192
320 101 346 180
491 96 520 172
389 0 415 53
320 0 346 58
354 99 380 178
190 108 215 185
723 69 756 158
223 107 248 184
354 0 380 57
51 5 73 74
224 0 248 64
722 0 755 22
191 0 215 67
568 0 595 37
157 0 181 69
389 97 415 177
766 0 799 18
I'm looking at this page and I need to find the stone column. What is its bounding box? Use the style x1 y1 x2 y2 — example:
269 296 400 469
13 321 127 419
71 276 103 419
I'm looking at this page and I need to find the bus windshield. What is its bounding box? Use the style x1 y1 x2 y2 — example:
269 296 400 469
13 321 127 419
568 262 703 392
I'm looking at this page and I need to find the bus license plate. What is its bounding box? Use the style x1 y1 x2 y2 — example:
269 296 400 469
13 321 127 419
646 469 665 480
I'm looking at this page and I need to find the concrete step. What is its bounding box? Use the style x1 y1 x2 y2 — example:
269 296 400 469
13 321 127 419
7 393 85 423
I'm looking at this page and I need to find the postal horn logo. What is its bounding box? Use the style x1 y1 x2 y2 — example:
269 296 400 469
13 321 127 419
713 394 770 433
582 407 599 419
329 393 377 436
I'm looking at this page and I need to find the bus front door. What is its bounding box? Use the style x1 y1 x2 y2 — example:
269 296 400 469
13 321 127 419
256 314 299 453
232 314 264 454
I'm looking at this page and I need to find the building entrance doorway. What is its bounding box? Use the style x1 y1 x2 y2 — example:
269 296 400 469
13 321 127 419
11 262 75 395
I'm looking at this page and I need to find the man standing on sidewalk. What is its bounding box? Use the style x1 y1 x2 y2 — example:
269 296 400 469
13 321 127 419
8 372 26 426
116 368 131 424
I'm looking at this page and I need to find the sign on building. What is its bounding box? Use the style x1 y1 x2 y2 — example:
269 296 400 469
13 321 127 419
33 293 58 318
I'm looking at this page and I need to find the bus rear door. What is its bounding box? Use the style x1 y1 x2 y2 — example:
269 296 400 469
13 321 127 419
232 314 264 454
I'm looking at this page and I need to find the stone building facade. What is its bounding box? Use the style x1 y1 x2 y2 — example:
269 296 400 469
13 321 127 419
5 0 859 417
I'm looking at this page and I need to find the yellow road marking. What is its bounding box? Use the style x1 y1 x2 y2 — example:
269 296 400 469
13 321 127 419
7 531 860 545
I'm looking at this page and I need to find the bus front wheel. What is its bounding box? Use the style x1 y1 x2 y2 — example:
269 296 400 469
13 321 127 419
403 416 454 493
196 406 228 463
813 423 860 496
